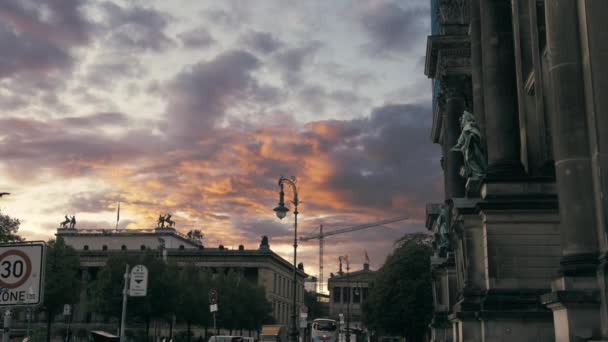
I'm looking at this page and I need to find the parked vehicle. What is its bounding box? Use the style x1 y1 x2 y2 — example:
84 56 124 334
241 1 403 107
311 318 338 342
260 325 288 342
208 336 249 342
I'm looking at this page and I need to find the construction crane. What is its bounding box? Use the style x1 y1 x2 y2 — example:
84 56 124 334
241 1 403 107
300 215 410 293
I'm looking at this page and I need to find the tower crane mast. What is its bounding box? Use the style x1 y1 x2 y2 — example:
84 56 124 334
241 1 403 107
300 215 409 293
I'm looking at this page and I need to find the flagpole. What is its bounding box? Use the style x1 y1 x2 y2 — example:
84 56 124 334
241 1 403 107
116 202 120 231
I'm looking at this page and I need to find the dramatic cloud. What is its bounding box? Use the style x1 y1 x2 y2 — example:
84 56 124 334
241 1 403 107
240 31 284 54
100 1 174 53
274 41 323 86
163 50 262 141
358 2 429 57
177 27 216 49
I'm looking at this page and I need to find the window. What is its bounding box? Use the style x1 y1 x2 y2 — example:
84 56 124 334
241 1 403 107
274 274 277 293
102 245 108 251
362 287 369 302
83 245 89 251
121 245 126 250
179 245 185 250
333 287 341 303
343 287 350 303
353 287 361 303
140 245 146 251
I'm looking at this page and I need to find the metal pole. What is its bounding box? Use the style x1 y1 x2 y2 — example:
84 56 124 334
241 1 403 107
120 264 130 342
346 261 350 342
2 309 11 342
291 209 298 342
26 308 31 339
213 312 216 333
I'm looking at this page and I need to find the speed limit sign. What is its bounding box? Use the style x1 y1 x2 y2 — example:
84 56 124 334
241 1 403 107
0 242 45 306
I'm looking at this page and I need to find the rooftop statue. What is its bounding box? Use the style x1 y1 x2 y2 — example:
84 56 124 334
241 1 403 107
451 111 487 179
60 215 70 228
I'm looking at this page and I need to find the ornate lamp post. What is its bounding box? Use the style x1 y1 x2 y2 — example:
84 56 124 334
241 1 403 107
273 176 300 342
339 255 351 342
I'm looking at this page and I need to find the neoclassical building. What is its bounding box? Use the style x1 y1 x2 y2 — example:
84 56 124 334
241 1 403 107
56 226 306 326
424 0 608 341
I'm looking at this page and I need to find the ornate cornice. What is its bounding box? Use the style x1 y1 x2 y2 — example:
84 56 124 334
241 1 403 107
425 35 471 79
437 0 470 27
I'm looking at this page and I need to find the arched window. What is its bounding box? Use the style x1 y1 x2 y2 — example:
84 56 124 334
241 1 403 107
102 245 108 251
140 245 146 251
121 245 127 250
83 245 89 251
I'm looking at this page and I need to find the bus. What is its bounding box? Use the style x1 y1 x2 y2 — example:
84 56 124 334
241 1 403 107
310 318 338 342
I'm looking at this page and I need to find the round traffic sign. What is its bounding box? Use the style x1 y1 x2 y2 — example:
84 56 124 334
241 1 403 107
209 289 218 304
0 250 32 289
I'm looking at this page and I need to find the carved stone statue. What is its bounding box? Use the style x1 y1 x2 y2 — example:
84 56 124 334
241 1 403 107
436 205 450 256
164 214 175 227
69 216 76 229
451 110 486 179
60 215 70 228
157 215 165 228
259 235 269 250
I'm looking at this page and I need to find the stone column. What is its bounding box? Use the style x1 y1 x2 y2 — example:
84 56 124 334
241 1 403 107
469 0 485 138
479 0 524 177
442 83 466 199
545 0 598 269
576 1 608 338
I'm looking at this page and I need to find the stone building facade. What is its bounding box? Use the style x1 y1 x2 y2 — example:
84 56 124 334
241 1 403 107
424 0 608 341
327 262 374 332
56 226 306 326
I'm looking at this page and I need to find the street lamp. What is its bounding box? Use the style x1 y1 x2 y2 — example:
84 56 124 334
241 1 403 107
273 176 300 342
339 255 351 342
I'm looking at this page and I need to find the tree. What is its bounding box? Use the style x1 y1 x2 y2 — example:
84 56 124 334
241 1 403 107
0 210 23 243
363 234 433 342
43 237 81 342
175 265 209 341
91 251 179 340
304 291 323 320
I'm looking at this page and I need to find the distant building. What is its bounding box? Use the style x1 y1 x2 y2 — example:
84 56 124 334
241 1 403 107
56 226 306 326
327 261 374 332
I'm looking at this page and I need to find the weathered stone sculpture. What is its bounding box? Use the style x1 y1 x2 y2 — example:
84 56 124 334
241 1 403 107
69 215 76 229
435 205 450 256
259 235 270 250
60 215 70 228
157 215 165 228
451 110 486 179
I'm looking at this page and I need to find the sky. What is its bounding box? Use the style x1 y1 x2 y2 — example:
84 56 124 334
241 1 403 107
0 0 441 287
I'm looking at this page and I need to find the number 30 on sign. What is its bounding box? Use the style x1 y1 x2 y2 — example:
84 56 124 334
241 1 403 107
0 242 46 307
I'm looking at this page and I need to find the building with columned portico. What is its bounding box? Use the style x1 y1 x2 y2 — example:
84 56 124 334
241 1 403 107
55 226 306 326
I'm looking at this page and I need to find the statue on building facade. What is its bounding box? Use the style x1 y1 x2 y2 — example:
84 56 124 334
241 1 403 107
451 110 486 179
435 205 450 257
157 214 175 228
70 215 76 229
60 215 70 228
259 235 269 250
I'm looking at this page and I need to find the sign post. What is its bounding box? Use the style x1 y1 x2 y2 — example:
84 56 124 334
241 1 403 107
0 242 46 342
209 289 218 332
64 304 72 342
129 265 148 297
120 264 149 342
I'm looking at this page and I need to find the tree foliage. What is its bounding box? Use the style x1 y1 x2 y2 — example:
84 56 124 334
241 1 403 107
363 234 433 342
43 237 81 342
0 210 23 243
91 254 273 335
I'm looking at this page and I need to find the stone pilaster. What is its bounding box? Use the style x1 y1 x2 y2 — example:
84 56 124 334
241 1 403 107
440 82 467 199
479 0 524 178
541 1 603 340
468 0 485 140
